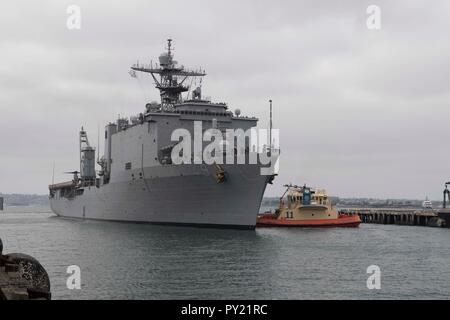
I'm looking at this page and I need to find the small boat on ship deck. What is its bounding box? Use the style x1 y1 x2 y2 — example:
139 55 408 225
257 184 361 227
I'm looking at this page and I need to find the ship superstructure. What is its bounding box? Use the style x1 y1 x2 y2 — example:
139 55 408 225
49 40 277 229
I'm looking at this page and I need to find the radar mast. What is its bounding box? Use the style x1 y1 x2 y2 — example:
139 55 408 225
131 39 206 111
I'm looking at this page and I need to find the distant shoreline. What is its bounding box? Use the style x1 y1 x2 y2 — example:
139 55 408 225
0 194 48 207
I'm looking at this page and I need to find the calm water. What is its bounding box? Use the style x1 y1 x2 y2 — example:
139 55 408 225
1 206 449 299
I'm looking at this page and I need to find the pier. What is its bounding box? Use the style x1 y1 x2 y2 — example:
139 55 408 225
339 208 444 227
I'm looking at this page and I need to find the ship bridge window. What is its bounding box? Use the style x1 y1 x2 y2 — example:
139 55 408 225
125 162 132 170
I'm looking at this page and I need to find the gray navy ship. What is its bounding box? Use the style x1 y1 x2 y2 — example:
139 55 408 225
49 39 277 229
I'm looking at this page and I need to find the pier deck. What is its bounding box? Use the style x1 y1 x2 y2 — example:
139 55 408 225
339 208 442 227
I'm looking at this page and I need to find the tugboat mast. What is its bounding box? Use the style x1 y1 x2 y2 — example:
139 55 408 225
131 39 206 111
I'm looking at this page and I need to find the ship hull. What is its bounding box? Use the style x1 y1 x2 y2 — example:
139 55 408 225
50 163 270 229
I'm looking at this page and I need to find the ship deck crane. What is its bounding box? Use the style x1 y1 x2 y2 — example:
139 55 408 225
79 127 96 182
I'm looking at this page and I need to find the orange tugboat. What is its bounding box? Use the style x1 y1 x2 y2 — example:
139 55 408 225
257 184 361 227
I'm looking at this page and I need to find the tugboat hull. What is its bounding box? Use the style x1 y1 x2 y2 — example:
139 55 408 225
257 214 361 228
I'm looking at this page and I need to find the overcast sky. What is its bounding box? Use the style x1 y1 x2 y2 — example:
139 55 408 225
0 0 449 199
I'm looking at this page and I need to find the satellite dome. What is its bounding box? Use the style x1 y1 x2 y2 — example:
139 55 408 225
235 109 241 117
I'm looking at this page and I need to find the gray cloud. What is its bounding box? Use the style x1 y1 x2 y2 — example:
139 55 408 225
0 0 449 200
